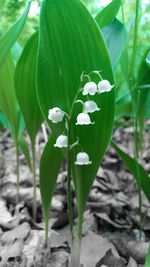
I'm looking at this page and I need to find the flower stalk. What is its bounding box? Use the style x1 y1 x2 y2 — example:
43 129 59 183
15 143 20 204
66 117 74 241
31 142 37 221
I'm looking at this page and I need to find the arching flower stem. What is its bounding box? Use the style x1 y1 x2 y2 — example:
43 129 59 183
91 70 103 80
80 71 91 82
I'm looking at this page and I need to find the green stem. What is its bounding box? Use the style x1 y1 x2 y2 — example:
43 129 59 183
129 0 140 81
16 144 20 204
121 0 125 24
44 211 49 246
31 142 37 221
67 119 74 241
70 235 81 267
134 94 143 239
129 0 142 239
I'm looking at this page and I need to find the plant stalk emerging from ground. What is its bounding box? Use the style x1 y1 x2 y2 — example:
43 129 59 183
47 72 113 266
31 142 37 221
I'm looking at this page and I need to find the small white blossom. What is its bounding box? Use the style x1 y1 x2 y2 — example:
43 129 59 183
84 100 100 113
75 152 92 165
54 135 68 148
97 80 114 94
48 107 64 123
82 82 97 96
76 113 94 125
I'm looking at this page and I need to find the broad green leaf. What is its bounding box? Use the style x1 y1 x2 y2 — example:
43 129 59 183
0 112 10 129
0 51 28 164
0 0 31 68
136 48 150 147
95 0 121 28
0 52 18 140
37 0 115 238
12 42 22 64
40 135 62 240
115 91 131 121
146 51 150 68
144 244 150 267
145 92 150 118
99 19 128 67
15 32 43 144
111 141 150 202
18 136 32 170
120 49 130 84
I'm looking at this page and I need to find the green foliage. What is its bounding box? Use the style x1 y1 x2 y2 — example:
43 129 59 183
0 0 31 68
95 0 121 28
0 52 19 140
97 18 128 67
18 135 32 170
136 48 150 149
37 0 115 239
112 141 150 202
15 31 43 145
144 245 150 267
40 135 62 242
0 112 10 129
146 51 150 68
0 0 150 263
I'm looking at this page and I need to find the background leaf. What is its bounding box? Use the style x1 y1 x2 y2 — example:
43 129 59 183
115 91 131 121
146 51 150 68
99 19 128 67
111 141 150 202
0 52 19 140
18 136 32 170
144 244 150 267
15 32 43 144
0 111 10 129
95 0 121 28
0 0 31 68
136 48 150 145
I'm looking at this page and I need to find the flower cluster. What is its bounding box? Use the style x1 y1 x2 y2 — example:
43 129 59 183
82 79 113 95
48 76 113 166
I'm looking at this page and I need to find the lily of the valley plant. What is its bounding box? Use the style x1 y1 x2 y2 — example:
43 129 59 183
47 72 114 266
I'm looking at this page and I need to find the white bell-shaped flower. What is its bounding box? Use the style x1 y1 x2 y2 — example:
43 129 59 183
48 107 64 123
75 152 92 165
97 80 114 94
82 81 97 96
54 135 68 148
76 113 94 125
84 100 100 113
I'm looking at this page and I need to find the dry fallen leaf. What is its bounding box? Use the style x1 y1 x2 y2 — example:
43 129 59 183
95 212 130 229
1 222 30 244
127 257 138 267
0 239 23 266
126 241 149 264
80 231 119 267
95 249 125 267
0 198 12 225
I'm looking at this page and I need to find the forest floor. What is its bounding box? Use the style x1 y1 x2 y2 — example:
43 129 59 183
0 122 150 267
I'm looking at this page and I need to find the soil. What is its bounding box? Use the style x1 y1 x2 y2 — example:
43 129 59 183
0 122 150 267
